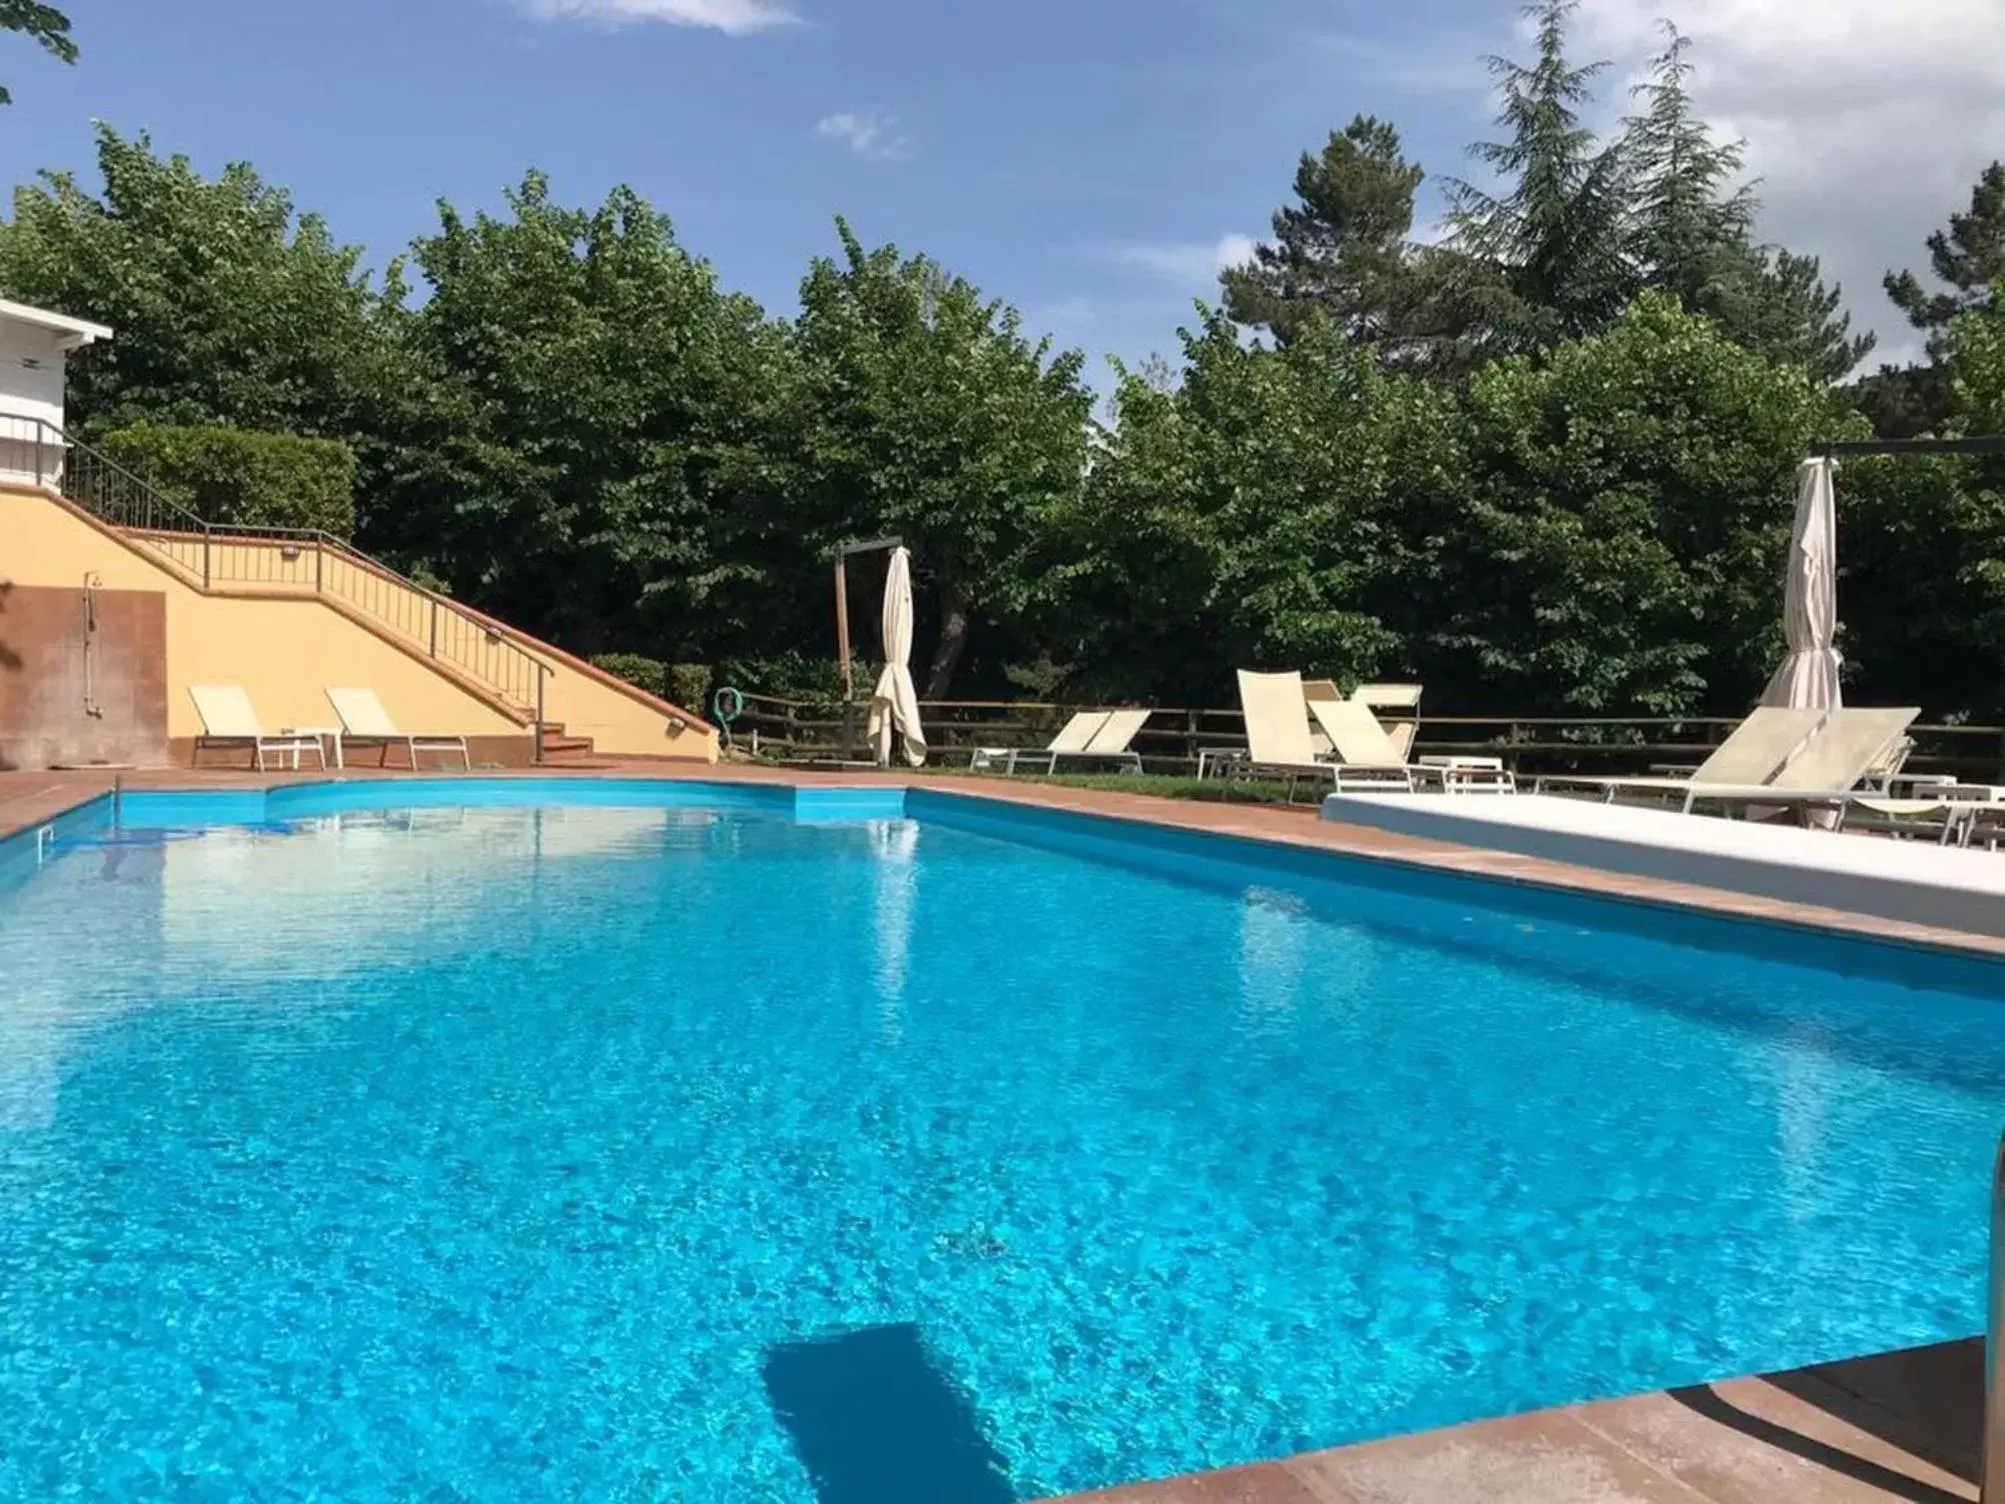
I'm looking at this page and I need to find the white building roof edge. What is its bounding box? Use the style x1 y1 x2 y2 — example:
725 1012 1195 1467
0 297 113 348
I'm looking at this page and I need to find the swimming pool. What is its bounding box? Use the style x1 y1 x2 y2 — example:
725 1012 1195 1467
0 779 1999 1501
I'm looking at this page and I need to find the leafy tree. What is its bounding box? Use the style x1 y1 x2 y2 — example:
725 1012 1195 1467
0 0 73 105
776 219 1094 696
385 171 787 658
1845 363 1945 442
1219 116 1429 353
1053 311 1467 701
1843 296 2005 715
1443 0 1633 354
1449 294 1838 714
0 124 404 440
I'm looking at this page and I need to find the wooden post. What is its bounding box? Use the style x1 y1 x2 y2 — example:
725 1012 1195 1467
834 555 853 760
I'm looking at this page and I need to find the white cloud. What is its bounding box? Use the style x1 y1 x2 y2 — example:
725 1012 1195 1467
516 0 797 36
814 111 913 159
1106 233 1259 284
1572 0 2005 365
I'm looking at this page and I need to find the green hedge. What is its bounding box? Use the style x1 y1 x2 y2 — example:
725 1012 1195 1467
97 422 357 539
590 654 713 711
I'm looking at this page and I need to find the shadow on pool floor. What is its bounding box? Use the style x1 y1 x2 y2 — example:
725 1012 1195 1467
762 1322 1016 1504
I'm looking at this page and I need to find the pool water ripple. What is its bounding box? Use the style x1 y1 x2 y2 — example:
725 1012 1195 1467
0 800 1998 1501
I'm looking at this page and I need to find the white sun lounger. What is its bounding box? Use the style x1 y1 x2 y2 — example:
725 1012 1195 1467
1306 698 1432 792
1000 708 1151 775
972 711 1104 773
1352 682 1423 759
189 684 328 772
1672 707 1922 817
326 687 472 771
1310 698 1512 793
1236 670 1415 795
1533 706 1829 800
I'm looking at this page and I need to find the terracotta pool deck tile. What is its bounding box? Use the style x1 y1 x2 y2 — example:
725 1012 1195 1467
1567 1377 1976 1504
1778 1339 1984 1481
0 775 114 837
1038 1341 1984 1504
1058 1461 1329 1504
1277 1409 1715 1504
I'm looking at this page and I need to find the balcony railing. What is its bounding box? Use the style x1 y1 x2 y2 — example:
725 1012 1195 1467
8 414 550 730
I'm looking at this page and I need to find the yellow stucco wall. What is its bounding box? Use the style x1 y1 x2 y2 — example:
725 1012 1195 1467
535 657 717 760
3 487 720 761
3 488 524 743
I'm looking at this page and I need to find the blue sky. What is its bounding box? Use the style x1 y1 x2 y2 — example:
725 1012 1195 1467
3 0 2000 381
0 0 1518 384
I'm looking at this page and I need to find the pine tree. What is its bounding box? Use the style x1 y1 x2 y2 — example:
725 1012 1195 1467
1712 247 1875 387
1443 0 1634 352
1850 164 2005 438
1617 23 1870 385
1620 24 1753 308
1886 161 2005 359
1220 115 1426 352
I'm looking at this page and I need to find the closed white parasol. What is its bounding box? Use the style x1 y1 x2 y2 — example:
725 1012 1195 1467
867 546 928 767
1761 457 1843 711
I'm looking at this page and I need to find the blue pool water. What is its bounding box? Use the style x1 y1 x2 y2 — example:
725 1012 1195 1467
0 783 2001 1501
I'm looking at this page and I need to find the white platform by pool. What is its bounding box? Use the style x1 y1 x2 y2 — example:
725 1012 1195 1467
1321 792 2005 939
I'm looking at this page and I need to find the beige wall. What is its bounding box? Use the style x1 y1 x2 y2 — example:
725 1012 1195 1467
2 488 522 744
3 487 720 761
132 525 719 759
538 660 717 760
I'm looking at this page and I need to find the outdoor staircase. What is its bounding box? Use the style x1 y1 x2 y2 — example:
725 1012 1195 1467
537 723 597 764
34 419 553 735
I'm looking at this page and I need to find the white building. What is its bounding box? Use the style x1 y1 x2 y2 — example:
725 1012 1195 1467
0 297 114 487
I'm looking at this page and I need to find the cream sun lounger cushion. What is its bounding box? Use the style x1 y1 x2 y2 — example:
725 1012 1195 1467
1353 683 1422 758
1307 699 1417 792
1535 706 1828 799
1676 707 1923 817
326 687 472 771
1236 671 1415 793
189 685 328 772
971 711 1108 773
1007 708 1151 775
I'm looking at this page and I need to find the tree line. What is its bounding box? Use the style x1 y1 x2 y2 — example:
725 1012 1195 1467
2 0 2001 719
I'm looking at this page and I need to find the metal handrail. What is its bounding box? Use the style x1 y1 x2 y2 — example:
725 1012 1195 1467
7 414 552 727
1987 1130 2004 1501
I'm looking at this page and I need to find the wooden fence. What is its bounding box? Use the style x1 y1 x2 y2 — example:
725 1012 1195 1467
718 691 2005 784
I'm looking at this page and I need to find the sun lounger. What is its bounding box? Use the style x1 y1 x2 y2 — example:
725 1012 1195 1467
970 712 1105 772
326 687 472 771
189 685 328 771
1311 699 1513 793
1841 794 1971 845
1533 706 1828 800
1306 698 1440 792
1235 670 1415 795
1673 707 1922 817
1004 708 1151 775
1352 683 1423 759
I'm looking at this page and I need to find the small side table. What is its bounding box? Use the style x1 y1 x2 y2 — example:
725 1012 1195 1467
1196 747 1250 780
280 727 345 770
1416 754 1513 793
